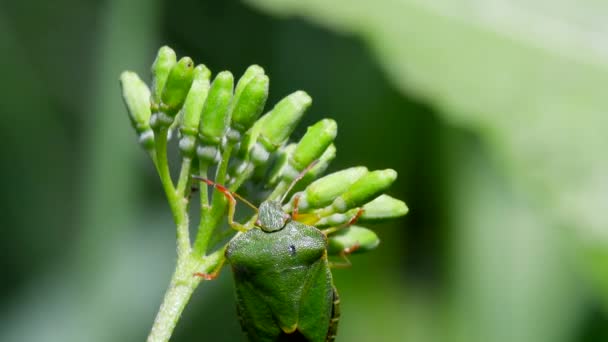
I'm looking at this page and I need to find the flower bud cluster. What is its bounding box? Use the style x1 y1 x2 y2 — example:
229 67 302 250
120 46 407 256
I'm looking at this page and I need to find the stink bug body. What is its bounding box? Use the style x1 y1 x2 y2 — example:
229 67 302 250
195 178 357 342
227 201 339 342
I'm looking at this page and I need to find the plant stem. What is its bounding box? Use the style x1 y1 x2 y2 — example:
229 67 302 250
175 157 193 258
198 160 210 208
147 263 199 342
193 143 234 256
176 157 192 197
155 128 192 259
147 248 225 342
154 128 180 223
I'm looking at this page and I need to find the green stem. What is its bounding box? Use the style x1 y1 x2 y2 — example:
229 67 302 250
148 148 158 168
193 143 234 256
199 160 210 208
147 248 225 342
215 143 233 186
229 162 254 192
176 157 192 197
154 128 180 222
154 128 191 258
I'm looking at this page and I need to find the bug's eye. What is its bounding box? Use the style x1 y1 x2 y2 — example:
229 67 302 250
288 245 296 256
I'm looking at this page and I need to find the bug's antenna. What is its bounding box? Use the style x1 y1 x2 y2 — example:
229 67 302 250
280 160 319 204
192 176 258 212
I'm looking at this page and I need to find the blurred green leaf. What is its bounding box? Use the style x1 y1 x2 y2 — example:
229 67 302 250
447 135 583 342
247 0 608 304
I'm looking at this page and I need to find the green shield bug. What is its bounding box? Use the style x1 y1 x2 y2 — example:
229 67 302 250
194 172 364 342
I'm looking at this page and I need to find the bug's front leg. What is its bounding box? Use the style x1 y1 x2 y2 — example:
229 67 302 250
192 176 254 232
194 258 226 280
329 244 360 269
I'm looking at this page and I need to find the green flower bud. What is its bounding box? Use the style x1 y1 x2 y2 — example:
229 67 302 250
258 91 311 150
229 74 269 135
287 119 337 177
179 65 211 156
236 113 267 159
229 65 266 136
305 143 336 180
360 194 408 222
120 71 154 149
150 46 176 106
294 167 368 212
161 57 195 116
314 212 350 227
120 71 152 133
199 71 234 145
234 65 264 97
331 169 397 213
284 144 336 198
327 226 380 255
315 194 408 227
227 115 268 179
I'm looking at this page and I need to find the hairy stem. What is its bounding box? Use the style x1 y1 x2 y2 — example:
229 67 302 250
198 160 210 208
176 157 192 197
147 248 225 342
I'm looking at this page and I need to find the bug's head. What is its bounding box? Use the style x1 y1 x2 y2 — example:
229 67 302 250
256 201 290 232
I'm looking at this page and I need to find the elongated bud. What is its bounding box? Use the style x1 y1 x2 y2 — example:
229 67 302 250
258 91 311 150
197 71 234 164
150 46 176 106
234 65 264 99
292 167 368 212
161 57 195 116
360 194 408 222
199 71 234 145
120 71 154 149
306 143 336 179
247 91 311 168
327 226 380 255
284 119 337 180
120 71 151 132
229 74 269 136
229 65 266 137
316 194 408 227
282 144 336 197
227 114 268 181
179 65 211 156
331 169 397 213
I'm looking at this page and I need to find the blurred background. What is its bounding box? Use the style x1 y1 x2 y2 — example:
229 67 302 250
2 0 608 341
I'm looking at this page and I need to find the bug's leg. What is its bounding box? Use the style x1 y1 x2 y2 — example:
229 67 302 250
322 208 364 235
194 258 226 280
222 188 251 232
329 243 360 269
192 176 253 232
279 160 319 204
291 193 301 220
290 193 321 225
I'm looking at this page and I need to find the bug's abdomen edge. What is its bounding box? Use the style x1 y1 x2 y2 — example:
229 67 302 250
326 286 340 342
